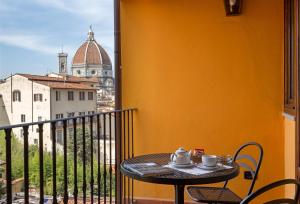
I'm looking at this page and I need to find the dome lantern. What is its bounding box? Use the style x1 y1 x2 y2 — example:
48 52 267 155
88 25 95 41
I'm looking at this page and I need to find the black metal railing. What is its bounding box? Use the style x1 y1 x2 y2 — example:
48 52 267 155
0 108 136 204
121 110 135 204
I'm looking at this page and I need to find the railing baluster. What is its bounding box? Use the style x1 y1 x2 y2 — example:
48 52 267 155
38 124 44 204
82 117 86 203
131 110 134 204
22 126 29 204
109 113 112 204
123 111 126 204
127 110 132 203
51 122 57 204
73 118 78 204
97 115 101 204
116 111 123 204
90 116 94 204
127 110 130 204
63 120 68 204
114 112 118 204
5 128 12 203
104 113 107 204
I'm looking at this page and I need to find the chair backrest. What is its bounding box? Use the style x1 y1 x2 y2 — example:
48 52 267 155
224 142 263 196
240 179 300 204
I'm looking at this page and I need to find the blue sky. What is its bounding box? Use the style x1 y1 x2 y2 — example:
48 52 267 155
0 0 114 79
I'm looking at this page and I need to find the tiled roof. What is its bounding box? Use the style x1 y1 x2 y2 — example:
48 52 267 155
18 73 98 83
17 74 97 90
72 40 111 65
67 76 99 83
86 41 101 64
18 73 66 82
36 81 96 90
72 42 87 65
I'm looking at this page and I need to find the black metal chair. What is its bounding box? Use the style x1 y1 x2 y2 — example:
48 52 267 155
186 142 263 204
240 179 300 204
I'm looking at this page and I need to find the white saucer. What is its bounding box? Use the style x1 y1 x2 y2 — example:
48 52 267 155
197 163 220 170
168 162 194 168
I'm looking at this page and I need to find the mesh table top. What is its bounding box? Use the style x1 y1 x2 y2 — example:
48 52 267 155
120 153 239 185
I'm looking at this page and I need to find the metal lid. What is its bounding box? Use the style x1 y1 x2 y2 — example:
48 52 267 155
175 147 187 155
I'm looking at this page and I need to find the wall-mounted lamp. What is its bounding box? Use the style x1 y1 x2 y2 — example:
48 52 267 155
224 0 242 16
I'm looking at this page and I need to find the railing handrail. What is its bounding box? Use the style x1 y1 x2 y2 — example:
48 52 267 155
0 108 136 130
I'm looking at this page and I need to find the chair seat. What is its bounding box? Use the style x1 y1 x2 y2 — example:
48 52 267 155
187 186 242 204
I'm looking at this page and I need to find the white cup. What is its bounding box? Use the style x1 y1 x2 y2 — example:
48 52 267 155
202 155 218 167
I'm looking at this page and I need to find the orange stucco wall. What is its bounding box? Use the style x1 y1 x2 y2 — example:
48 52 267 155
121 0 285 201
284 117 296 197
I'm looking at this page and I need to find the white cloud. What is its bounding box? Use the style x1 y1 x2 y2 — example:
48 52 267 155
0 34 75 55
35 0 113 23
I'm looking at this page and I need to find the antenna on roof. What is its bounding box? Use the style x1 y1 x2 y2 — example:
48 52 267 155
61 44 64 53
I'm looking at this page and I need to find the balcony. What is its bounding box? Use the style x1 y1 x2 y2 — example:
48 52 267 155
0 109 136 204
0 0 299 203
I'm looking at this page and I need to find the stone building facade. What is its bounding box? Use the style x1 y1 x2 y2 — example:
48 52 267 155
0 74 97 151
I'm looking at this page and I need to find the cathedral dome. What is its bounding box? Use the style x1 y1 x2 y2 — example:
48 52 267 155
72 27 111 66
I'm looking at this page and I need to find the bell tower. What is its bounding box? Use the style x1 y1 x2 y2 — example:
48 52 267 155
58 52 68 75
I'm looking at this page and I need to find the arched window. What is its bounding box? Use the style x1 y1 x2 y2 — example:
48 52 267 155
60 62 65 72
13 90 21 102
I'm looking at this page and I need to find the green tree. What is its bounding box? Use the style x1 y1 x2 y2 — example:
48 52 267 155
0 130 115 197
0 130 24 180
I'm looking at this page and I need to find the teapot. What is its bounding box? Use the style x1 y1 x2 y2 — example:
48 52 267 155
170 147 192 165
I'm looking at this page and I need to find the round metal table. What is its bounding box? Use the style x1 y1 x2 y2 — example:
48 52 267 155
120 153 239 204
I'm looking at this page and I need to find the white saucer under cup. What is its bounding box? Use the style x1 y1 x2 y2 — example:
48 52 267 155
169 161 194 168
198 163 220 170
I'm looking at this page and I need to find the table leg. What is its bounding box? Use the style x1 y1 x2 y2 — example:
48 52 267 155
174 185 185 204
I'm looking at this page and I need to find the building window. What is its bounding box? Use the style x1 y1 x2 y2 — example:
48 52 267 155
56 130 63 145
56 113 63 126
284 0 297 115
36 128 39 133
67 112 75 117
34 94 43 102
68 91 74 101
67 112 75 124
77 70 81 75
56 91 61 101
13 90 21 102
79 92 85 100
60 63 65 72
38 116 42 121
34 139 38 145
56 113 64 119
78 112 85 122
91 70 96 75
21 114 26 123
88 111 95 115
88 92 93 100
